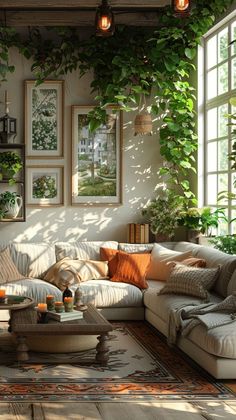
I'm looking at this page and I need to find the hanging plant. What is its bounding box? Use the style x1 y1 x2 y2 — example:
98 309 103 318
0 0 232 205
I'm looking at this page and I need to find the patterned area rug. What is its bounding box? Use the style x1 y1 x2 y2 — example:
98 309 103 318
0 321 236 402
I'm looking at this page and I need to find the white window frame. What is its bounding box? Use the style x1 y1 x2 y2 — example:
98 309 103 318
198 9 236 234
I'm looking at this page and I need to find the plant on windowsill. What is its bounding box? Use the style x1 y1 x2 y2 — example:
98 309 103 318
141 188 183 241
209 234 236 255
177 207 227 243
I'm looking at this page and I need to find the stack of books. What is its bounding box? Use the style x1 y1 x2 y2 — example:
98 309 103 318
47 310 83 322
128 223 150 244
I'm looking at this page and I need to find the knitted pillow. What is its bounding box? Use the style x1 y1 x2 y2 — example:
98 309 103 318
158 263 221 301
0 247 24 285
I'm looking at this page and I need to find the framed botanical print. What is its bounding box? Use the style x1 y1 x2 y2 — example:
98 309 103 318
26 166 64 206
25 80 64 158
71 106 122 206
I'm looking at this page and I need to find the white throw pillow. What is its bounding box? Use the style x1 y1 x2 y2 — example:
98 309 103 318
146 243 192 281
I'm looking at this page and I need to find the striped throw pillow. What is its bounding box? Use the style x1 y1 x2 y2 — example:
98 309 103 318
0 248 24 285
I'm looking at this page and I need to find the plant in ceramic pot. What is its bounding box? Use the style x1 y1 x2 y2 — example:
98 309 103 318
0 151 23 185
0 191 23 219
142 189 183 241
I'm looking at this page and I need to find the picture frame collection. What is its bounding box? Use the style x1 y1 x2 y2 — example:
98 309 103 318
25 80 122 207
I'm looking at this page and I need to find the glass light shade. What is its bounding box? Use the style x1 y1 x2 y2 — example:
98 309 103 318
172 0 191 16
95 0 115 37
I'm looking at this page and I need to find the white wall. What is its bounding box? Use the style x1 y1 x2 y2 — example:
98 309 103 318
0 48 162 244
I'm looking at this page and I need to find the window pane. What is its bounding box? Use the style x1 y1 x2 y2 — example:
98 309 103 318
232 22 236 56
219 173 228 193
231 209 236 233
218 220 228 235
207 142 217 171
218 28 228 62
218 139 228 170
218 104 228 137
207 35 217 69
218 63 228 94
207 174 217 204
207 108 217 140
232 57 236 89
207 68 217 99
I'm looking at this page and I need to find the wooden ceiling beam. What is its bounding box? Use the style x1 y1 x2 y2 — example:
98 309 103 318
0 0 170 10
0 10 160 27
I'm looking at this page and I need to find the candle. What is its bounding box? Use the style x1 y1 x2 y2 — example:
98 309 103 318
37 303 47 312
0 289 6 303
46 294 55 311
55 301 64 313
0 289 6 298
64 296 74 312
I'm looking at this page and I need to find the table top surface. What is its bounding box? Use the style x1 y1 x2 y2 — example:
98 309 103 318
11 303 113 335
0 295 34 311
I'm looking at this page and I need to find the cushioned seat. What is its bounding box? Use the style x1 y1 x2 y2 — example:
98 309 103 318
3 278 62 303
71 279 143 308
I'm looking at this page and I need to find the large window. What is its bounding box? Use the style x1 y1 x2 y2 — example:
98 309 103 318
199 12 236 234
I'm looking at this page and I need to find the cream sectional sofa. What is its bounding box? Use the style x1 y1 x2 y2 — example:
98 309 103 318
1 240 236 379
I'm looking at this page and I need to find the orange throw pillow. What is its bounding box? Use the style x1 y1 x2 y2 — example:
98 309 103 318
100 247 120 277
182 257 206 268
111 252 151 289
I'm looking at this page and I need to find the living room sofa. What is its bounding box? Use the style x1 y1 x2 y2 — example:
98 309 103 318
1 240 236 379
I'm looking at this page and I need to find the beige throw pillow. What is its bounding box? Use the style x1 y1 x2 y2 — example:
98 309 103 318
0 248 24 285
146 243 192 281
158 263 221 301
44 257 109 290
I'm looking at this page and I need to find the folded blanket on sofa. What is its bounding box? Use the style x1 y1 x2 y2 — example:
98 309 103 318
168 293 236 345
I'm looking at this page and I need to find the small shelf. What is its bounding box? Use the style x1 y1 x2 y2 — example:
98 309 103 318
0 144 25 222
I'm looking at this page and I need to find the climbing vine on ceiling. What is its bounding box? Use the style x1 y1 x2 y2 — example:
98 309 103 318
0 0 234 205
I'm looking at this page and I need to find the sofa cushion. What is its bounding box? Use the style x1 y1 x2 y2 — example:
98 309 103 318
172 241 236 298
55 241 118 262
147 243 192 280
44 258 109 289
70 279 143 308
118 243 154 253
158 264 220 301
9 242 56 279
144 280 221 320
0 248 24 284
100 247 119 277
111 252 151 289
3 278 62 303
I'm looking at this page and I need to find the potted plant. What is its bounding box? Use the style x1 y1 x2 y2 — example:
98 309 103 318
0 191 23 219
178 207 227 243
209 234 236 255
0 151 23 185
142 189 183 241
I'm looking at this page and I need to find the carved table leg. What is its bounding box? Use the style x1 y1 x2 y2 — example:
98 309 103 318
96 334 110 366
16 336 29 362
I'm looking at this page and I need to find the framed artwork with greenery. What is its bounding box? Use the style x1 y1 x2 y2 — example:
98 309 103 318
71 106 122 206
25 80 64 158
26 165 64 206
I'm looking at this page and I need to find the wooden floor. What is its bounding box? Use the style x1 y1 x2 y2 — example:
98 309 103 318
0 401 236 419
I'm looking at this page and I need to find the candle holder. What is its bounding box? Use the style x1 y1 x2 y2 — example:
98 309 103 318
0 290 6 304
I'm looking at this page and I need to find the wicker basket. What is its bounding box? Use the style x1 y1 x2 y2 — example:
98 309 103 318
134 113 153 136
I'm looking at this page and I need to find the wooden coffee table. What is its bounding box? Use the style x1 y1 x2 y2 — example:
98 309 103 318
11 304 113 365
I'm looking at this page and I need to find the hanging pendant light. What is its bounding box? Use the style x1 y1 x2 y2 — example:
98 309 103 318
172 0 191 17
95 0 115 37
